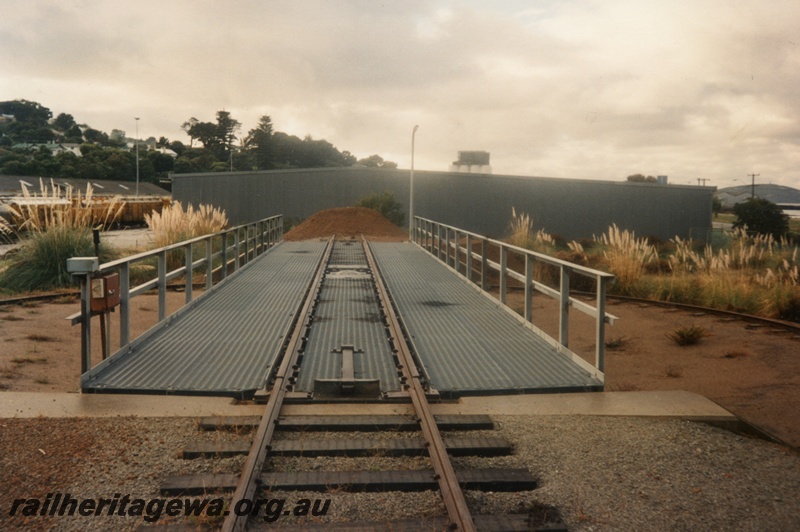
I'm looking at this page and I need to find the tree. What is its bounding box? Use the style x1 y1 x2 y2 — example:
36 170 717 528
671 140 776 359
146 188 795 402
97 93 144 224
0 100 54 144
732 198 789 239
181 111 240 161
627 173 657 183
65 125 84 143
169 140 187 157
215 110 241 158
244 115 274 170
340 150 357 166
358 154 397 168
52 113 76 132
712 196 723 217
83 128 108 144
355 191 405 227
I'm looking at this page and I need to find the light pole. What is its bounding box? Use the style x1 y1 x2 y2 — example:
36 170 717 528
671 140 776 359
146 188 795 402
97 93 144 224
135 117 140 197
409 125 419 239
748 173 759 199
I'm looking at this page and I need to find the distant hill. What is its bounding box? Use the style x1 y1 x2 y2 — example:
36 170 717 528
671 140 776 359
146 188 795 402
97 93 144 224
715 184 800 208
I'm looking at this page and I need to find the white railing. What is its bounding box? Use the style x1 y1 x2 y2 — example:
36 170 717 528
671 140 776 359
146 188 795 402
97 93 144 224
69 215 283 374
413 216 616 375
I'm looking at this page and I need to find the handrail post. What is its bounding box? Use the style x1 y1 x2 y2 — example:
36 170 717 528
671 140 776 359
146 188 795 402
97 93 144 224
559 266 570 347
524 255 533 322
80 273 92 373
466 234 473 283
185 242 193 305
158 250 166 321
234 228 240 271
119 262 130 348
454 230 460 274
500 244 507 305
437 224 443 261
446 228 452 268
596 275 607 371
457 231 463 276
248 224 253 261
221 231 228 280
251 223 256 259
480 238 488 291
257 220 263 255
205 236 213 290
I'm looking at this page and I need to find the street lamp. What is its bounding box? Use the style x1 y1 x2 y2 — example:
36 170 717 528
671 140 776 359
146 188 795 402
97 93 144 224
135 117 140 197
748 173 760 199
409 125 419 239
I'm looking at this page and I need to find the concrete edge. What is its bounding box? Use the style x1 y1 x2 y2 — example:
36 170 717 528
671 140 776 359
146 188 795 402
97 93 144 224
0 389 732 419
2 389 792 448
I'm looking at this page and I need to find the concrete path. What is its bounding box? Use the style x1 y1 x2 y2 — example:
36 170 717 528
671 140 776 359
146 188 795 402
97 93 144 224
0 390 735 421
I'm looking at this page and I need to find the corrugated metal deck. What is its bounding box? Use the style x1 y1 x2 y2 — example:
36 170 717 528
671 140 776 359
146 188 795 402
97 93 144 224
295 241 400 394
369 242 603 396
81 241 328 397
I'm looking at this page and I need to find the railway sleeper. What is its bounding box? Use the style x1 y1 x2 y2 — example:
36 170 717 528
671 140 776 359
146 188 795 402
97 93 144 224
182 436 514 459
161 468 537 495
198 414 495 432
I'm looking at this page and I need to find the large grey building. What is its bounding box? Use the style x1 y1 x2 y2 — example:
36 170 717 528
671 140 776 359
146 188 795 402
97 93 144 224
172 167 714 241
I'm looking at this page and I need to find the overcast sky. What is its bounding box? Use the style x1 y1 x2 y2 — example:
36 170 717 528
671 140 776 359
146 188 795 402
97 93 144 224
2 0 798 188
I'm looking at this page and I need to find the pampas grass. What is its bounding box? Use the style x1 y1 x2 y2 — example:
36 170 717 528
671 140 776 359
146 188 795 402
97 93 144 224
503 210 800 321
145 201 228 248
0 180 123 293
144 201 228 271
593 224 656 295
9 179 124 233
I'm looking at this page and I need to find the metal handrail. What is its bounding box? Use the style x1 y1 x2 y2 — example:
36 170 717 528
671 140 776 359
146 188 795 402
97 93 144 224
413 216 616 375
70 214 283 375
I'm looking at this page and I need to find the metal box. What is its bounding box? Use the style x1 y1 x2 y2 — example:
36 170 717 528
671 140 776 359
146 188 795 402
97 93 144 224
91 273 120 312
67 257 99 274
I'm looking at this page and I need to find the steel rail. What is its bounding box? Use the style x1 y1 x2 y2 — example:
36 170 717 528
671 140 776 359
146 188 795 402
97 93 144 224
364 238 477 532
221 237 334 532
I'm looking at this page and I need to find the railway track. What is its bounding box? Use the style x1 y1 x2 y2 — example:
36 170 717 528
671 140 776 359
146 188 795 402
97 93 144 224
154 238 546 531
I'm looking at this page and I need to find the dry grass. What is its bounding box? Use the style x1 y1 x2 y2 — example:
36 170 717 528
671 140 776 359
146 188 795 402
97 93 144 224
604 336 629 350
665 365 684 378
594 224 656 295
508 207 556 253
11 356 48 365
667 325 710 346
144 201 228 271
25 334 57 342
723 350 750 359
503 211 800 321
0 180 124 293
7 178 125 233
145 201 228 249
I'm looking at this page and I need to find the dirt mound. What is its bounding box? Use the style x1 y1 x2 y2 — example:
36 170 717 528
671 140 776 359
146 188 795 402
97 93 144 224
284 207 408 241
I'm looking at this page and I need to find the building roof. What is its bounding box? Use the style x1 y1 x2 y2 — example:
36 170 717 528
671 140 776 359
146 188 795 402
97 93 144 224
715 184 800 208
0 175 170 197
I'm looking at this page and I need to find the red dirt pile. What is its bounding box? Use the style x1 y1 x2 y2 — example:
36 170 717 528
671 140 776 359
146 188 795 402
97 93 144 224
284 207 408 241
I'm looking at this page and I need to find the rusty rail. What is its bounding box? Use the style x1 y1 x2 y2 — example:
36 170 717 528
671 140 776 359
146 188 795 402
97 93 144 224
220 237 333 532
364 238 477 532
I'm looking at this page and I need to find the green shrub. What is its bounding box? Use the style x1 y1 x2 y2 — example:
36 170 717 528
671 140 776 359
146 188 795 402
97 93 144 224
355 191 404 227
733 198 789 239
0 227 116 292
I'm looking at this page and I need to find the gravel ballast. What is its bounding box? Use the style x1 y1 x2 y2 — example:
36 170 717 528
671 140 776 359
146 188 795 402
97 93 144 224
1 414 798 531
